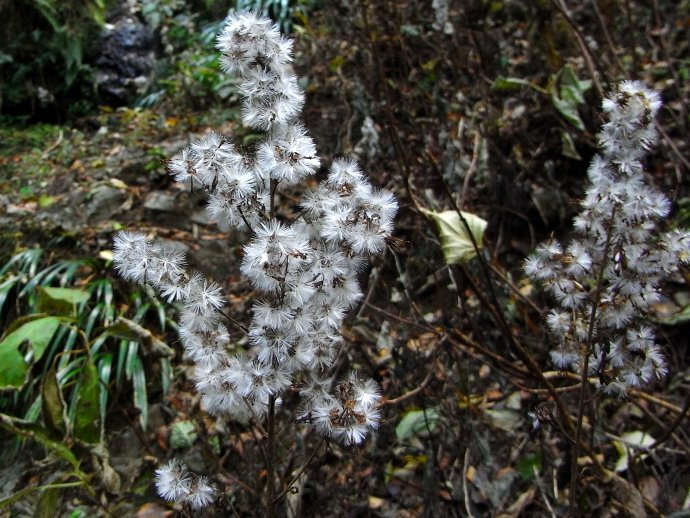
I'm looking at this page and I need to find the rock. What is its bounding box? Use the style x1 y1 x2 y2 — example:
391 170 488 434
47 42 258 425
94 15 155 106
109 428 145 490
86 184 128 223
189 239 242 281
144 191 178 213
38 189 88 231
190 209 212 226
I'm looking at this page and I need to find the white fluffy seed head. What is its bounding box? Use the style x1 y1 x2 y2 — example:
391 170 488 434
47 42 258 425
114 13 396 451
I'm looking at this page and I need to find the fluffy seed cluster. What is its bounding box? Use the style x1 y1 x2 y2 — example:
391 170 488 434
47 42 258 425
155 460 216 510
113 12 397 508
524 81 690 395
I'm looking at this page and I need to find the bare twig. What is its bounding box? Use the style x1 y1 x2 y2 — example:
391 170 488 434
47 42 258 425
274 437 325 504
463 448 476 518
459 131 482 210
41 129 64 159
379 370 434 406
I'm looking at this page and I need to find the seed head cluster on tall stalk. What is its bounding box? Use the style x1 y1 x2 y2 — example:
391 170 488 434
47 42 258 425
113 12 397 511
524 80 690 396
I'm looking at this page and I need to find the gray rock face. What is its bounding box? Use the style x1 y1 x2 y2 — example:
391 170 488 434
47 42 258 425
86 184 128 223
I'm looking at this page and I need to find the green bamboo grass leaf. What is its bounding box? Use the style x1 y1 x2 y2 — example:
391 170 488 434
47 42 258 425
130 355 148 430
0 248 42 276
0 413 79 470
73 358 101 443
84 304 103 340
57 327 79 371
0 276 20 316
125 340 139 379
42 365 66 438
161 357 172 394
36 286 90 315
97 354 112 426
421 208 487 264
115 340 128 387
0 482 84 510
24 395 43 422
0 316 62 389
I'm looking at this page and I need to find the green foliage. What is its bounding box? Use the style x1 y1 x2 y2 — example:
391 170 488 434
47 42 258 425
137 0 318 109
170 420 198 449
236 0 317 33
395 407 441 440
516 452 542 481
0 413 92 510
0 0 107 117
420 208 488 265
137 1 235 109
492 65 592 128
547 65 592 132
0 315 63 389
0 245 174 444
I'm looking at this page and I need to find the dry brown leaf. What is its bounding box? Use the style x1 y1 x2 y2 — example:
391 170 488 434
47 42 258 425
135 502 171 518
603 470 646 518
496 486 537 518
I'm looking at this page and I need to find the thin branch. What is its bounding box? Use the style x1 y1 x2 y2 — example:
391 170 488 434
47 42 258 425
379 370 434 406
273 437 325 503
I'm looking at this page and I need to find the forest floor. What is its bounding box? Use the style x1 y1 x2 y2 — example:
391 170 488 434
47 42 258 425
2 2 690 517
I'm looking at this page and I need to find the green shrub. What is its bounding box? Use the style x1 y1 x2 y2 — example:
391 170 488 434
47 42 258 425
0 0 107 119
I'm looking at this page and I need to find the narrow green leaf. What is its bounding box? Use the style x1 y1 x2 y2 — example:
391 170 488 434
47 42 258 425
0 482 83 510
42 365 66 438
125 341 139 379
97 354 112 426
36 486 60 518
0 413 79 470
161 358 172 395
131 355 148 430
0 276 20 316
73 358 101 444
57 327 78 371
0 248 42 276
115 340 128 387
491 75 531 90
24 395 43 423
421 208 488 264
